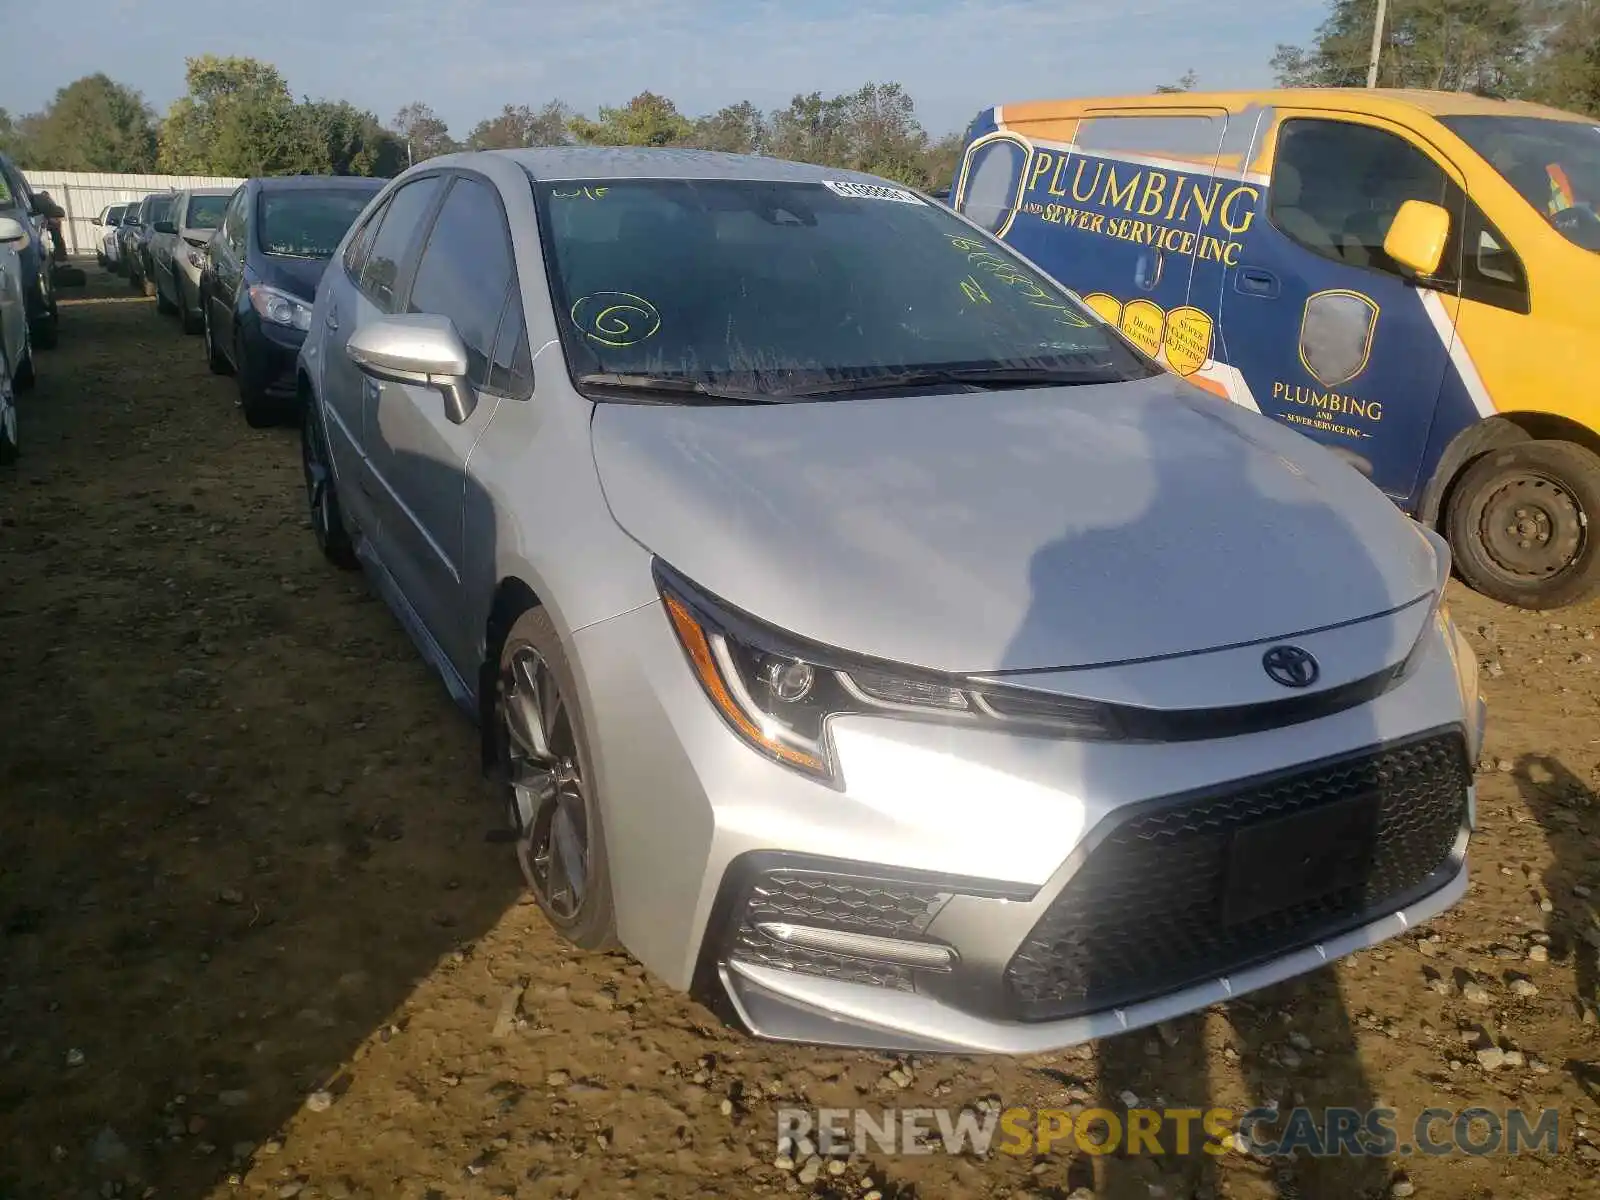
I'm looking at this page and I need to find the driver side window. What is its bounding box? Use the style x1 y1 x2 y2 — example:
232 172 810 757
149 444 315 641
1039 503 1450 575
1270 119 1457 280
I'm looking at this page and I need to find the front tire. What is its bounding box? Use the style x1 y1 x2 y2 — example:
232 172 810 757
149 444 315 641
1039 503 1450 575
155 271 177 315
493 607 618 951
203 296 232 375
1447 439 1600 610
302 400 357 569
179 276 202 335
236 333 282 428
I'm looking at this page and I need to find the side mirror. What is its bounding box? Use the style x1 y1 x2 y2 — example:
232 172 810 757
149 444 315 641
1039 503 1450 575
0 216 30 251
346 313 477 425
92 216 103 226
154 220 176 235
1384 199 1451 277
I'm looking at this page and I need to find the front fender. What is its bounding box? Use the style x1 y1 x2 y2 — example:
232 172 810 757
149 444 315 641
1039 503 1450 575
1417 415 1533 529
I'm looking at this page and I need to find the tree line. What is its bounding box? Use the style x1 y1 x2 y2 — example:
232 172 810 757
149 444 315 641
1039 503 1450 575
1272 0 1600 112
0 56 967 191
3 4 1596 189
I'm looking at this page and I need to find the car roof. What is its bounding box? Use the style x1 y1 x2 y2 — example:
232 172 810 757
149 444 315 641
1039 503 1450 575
251 174 387 191
180 187 236 197
429 145 903 186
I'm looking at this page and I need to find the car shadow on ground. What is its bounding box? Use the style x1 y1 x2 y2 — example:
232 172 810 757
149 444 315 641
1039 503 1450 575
0 269 527 1199
1511 753 1600 1095
996 389 1419 1199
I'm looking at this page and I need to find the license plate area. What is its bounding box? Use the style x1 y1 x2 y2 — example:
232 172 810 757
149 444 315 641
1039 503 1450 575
1223 792 1380 926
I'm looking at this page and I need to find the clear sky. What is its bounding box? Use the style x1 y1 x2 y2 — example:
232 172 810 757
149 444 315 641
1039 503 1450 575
4 0 1329 139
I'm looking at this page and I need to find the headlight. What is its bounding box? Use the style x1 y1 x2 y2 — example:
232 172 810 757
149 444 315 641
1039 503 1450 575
655 562 1120 788
185 249 204 268
248 284 313 332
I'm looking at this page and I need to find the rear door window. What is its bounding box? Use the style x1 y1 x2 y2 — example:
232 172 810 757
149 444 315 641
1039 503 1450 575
358 176 446 314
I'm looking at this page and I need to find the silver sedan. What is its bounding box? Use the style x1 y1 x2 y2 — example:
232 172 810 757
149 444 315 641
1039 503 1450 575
296 147 1486 1054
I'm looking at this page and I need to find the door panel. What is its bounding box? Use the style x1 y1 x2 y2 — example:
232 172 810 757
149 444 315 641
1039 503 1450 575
1218 113 1463 501
364 173 521 678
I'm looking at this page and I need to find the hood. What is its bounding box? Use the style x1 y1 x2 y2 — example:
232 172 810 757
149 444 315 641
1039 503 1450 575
590 376 1438 673
253 254 329 302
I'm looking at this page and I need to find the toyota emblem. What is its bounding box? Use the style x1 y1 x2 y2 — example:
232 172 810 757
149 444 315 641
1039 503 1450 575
1262 645 1320 689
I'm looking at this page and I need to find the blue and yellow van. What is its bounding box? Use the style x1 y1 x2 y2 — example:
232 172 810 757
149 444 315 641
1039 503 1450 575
952 89 1600 609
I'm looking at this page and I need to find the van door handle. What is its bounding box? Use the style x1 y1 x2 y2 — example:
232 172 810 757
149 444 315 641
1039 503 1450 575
1235 267 1280 298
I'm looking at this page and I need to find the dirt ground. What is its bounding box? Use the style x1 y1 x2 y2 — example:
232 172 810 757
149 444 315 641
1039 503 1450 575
2 267 1599 1200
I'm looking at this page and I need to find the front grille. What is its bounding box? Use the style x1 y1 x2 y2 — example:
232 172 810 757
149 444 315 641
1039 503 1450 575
725 870 953 992
1004 732 1470 1020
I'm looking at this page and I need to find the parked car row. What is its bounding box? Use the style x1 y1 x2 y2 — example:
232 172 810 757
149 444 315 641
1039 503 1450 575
125 175 386 428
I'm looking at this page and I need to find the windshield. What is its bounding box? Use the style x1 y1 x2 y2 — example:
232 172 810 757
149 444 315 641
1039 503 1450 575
534 178 1159 399
185 194 228 231
1442 115 1600 252
256 189 377 259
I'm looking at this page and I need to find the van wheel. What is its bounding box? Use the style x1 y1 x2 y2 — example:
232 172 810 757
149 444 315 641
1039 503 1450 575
1446 439 1600 610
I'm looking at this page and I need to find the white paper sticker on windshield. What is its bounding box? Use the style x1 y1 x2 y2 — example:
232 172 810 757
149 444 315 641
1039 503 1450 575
822 180 923 205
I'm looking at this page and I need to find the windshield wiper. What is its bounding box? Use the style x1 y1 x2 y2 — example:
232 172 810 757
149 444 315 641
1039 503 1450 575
576 373 774 404
777 366 1121 397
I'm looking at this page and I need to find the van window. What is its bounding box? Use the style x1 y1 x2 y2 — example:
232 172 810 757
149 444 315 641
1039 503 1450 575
1441 115 1600 252
1460 199 1530 314
1075 114 1227 163
957 139 1028 233
1270 119 1455 278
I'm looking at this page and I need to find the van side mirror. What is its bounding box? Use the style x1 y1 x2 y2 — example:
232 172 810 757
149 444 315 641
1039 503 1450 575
346 313 478 425
1384 200 1451 277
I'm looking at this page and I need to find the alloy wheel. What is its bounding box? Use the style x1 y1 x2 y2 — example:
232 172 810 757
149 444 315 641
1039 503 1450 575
500 645 591 919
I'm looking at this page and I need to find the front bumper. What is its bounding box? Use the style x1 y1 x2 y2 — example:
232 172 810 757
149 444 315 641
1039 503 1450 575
720 858 1468 1054
572 596 1480 1053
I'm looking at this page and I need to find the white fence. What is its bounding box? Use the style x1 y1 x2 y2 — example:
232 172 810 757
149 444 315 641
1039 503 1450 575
19 170 245 256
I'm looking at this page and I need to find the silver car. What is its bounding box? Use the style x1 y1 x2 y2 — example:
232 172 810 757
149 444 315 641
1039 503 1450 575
150 187 231 333
296 148 1486 1054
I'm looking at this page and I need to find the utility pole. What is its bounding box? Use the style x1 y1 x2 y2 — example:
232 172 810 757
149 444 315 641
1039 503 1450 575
1366 0 1389 88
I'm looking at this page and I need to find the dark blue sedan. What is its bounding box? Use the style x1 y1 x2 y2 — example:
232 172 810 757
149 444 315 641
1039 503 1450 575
200 175 386 427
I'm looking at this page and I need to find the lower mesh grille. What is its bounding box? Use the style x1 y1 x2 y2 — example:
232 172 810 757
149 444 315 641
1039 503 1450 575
726 870 953 992
1004 732 1470 1020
